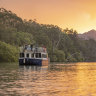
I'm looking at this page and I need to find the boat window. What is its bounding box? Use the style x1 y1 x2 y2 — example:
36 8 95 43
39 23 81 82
31 53 34 58
35 53 41 58
20 53 24 58
39 53 41 58
26 53 29 58
42 54 47 58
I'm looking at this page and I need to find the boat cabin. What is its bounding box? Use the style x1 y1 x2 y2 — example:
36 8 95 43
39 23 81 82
19 45 49 66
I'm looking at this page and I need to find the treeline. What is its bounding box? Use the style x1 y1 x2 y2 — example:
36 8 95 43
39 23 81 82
0 8 96 62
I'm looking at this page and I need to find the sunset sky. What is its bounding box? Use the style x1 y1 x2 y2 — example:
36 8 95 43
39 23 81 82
1 0 96 33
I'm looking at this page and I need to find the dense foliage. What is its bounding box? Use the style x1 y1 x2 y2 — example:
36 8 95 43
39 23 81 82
0 41 19 62
0 8 96 62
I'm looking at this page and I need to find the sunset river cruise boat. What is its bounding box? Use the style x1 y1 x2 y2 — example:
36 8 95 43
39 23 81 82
19 45 49 66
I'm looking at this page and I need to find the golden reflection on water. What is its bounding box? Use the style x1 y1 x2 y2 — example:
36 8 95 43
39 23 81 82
1 62 96 96
74 62 96 96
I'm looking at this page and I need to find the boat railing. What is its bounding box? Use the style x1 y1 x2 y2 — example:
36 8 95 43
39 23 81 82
20 46 47 53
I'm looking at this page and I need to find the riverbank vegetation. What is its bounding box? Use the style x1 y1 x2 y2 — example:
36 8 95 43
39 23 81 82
0 8 96 62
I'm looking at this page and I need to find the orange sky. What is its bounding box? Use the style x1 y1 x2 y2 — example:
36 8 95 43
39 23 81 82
1 0 96 33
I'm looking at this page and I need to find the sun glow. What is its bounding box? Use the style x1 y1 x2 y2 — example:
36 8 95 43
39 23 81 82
1 0 96 33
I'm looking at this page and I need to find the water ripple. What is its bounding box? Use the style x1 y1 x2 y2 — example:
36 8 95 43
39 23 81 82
0 62 96 96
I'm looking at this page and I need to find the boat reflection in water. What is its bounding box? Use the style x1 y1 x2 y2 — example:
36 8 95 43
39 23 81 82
19 65 48 71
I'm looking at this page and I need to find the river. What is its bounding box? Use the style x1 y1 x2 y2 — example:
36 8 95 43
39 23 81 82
0 62 96 96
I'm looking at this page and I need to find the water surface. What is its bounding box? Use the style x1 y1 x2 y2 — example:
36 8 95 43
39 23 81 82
0 62 96 96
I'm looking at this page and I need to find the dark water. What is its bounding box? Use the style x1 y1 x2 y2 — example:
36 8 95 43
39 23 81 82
0 62 96 96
